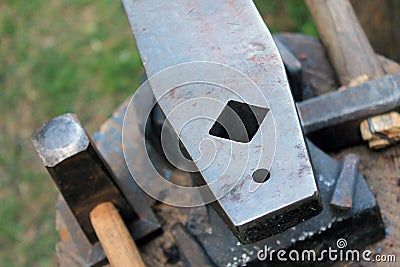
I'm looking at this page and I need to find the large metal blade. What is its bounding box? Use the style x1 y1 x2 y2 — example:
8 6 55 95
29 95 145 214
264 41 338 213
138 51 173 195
123 0 321 243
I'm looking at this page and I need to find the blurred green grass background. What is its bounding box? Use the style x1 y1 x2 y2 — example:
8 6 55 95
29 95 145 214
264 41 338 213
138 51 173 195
0 1 315 266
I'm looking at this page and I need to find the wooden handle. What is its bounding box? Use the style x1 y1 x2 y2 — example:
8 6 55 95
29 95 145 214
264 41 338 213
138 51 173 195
305 0 384 85
90 202 146 267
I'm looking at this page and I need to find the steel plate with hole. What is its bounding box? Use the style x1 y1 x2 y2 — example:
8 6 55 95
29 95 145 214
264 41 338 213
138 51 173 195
123 0 322 244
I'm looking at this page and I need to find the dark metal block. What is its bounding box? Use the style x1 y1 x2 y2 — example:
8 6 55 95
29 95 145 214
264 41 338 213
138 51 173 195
298 74 400 135
171 223 214 267
298 74 400 151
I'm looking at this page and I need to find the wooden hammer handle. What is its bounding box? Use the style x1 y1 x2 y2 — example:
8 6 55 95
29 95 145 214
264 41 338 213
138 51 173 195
305 0 384 85
90 202 146 267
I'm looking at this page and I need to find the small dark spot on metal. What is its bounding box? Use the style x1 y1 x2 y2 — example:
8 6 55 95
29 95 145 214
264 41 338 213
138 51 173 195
252 169 270 183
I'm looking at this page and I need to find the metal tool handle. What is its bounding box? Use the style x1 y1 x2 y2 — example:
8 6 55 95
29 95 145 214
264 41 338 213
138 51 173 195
90 202 146 267
305 0 384 85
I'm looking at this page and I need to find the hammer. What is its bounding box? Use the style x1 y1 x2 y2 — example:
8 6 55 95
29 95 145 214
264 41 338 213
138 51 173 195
306 0 384 86
32 113 145 267
300 0 400 150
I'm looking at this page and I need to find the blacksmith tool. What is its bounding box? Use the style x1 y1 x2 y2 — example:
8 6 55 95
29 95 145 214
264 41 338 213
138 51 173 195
123 0 322 244
53 103 162 266
299 0 400 151
330 154 360 210
32 114 146 267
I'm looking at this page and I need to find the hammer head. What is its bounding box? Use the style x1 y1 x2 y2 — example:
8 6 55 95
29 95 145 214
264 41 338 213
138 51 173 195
298 74 400 150
32 113 137 243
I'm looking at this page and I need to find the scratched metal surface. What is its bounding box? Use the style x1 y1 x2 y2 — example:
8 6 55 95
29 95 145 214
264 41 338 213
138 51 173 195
123 0 321 243
32 114 90 168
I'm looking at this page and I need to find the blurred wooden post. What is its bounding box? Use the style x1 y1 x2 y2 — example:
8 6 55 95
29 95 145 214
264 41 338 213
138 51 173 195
351 0 400 61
